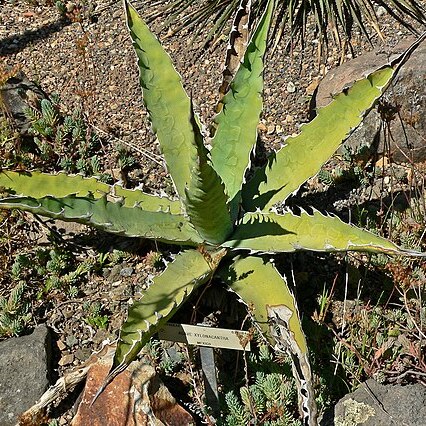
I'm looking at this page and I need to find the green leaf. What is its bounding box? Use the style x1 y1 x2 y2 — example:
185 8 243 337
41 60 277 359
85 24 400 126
184 160 233 244
210 0 274 217
126 1 202 201
224 210 420 255
243 65 395 211
0 170 182 213
0 193 202 245
221 255 306 350
184 105 233 244
221 255 317 424
98 248 225 399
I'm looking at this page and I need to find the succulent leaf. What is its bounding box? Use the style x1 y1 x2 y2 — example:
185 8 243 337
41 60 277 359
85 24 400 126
0 170 182 213
182 102 233 244
210 0 274 217
221 255 305 347
0 192 202 246
224 210 419 255
217 0 252 104
100 248 225 398
126 1 203 201
243 65 395 211
221 255 316 425
184 160 233 244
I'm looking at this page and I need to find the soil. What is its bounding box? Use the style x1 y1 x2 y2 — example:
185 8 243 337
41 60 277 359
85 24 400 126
1 0 425 424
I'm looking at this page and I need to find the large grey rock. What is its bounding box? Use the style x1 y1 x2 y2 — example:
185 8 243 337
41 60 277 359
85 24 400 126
0 325 52 426
315 38 426 163
333 379 426 425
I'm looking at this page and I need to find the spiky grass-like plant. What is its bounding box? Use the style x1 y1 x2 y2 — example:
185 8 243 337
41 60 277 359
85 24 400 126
141 0 426 53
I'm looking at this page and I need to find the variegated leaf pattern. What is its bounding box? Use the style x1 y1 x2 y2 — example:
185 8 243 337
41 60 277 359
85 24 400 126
224 209 420 255
126 2 203 202
243 65 394 211
0 170 182 213
243 35 426 211
210 0 274 218
183 102 233 244
0 170 200 244
95 249 226 401
184 159 233 244
0 194 202 245
221 256 317 426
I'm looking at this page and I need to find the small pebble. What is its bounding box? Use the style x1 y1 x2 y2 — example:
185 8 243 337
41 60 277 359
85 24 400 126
257 122 267 132
267 124 275 134
66 334 79 347
63 307 74 319
284 114 294 124
376 6 387 17
58 353 75 366
75 348 92 361
286 81 296 93
66 2 75 13
120 267 134 277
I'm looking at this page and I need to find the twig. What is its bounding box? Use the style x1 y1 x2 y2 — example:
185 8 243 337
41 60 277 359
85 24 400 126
91 124 165 168
386 368 426 384
402 290 426 340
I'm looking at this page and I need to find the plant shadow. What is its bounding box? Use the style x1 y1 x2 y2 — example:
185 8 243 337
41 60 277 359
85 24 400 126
1 18 71 56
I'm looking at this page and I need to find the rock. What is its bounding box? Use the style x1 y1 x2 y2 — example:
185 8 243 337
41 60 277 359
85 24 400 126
0 325 52 426
314 38 426 163
74 348 92 362
120 266 134 277
65 334 79 348
0 71 48 138
72 346 194 426
286 81 296 93
332 379 426 425
267 124 275 134
58 353 75 366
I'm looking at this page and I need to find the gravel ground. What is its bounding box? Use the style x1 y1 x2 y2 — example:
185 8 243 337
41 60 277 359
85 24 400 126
2 0 423 167
1 0 425 423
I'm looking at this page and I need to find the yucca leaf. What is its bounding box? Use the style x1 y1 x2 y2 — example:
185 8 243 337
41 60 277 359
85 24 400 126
148 0 425 55
221 255 317 425
0 193 202 245
126 1 202 201
224 210 424 256
210 0 274 217
0 170 182 213
97 248 225 401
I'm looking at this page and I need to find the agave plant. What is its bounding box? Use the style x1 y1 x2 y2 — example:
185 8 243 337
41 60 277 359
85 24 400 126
0 1 423 423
